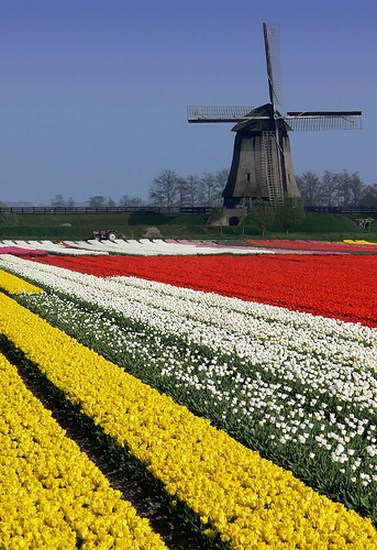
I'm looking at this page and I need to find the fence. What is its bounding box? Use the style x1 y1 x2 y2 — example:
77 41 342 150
0 205 376 215
0 206 214 215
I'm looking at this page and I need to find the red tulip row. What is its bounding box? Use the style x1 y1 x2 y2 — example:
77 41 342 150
246 239 377 252
32 253 377 327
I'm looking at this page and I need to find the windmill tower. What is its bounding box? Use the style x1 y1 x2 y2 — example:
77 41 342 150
187 23 362 209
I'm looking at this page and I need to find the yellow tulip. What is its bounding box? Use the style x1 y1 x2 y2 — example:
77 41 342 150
1 291 377 548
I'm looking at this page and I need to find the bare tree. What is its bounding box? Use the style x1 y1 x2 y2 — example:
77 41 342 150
184 175 201 207
214 168 229 205
321 171 340 208
177 176 191 208
335 174 350 207
149 170 180 208
346 171 363 207
51 194 65 207
200 172 217 206
86 195 107 208
334 171 363 208
296 172 322 207
119 195 144 207
360 184 377 207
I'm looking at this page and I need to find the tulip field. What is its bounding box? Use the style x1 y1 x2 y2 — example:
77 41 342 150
0 239 377 548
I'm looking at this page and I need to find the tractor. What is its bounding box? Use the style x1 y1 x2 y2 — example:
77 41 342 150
92 229 118 242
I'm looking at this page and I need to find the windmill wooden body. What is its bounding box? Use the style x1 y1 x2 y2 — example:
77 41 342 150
187 23 362 207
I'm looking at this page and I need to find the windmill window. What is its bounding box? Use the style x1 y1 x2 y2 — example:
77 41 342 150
246 173 251 182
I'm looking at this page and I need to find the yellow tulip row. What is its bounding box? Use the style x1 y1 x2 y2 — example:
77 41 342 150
0 350 166 549
1 284 377 548
0 268 43 294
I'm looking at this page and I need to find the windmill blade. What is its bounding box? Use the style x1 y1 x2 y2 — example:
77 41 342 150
263 22 282 108
286 111 362 131
187 105 267 123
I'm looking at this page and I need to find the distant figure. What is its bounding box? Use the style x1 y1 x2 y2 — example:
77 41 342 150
357 217 373 231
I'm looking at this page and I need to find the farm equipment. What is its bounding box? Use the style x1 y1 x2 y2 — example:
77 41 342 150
356 218 374 231
92 229 118 242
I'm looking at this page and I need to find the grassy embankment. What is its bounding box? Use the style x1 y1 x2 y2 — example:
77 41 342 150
0 209 376 242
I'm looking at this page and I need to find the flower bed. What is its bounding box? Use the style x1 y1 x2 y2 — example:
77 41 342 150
1 259 377 546
0 287 376 548
30 253 377 327
0 350 166 549
0 245 47 256
0 268 43 294
246 239 377 252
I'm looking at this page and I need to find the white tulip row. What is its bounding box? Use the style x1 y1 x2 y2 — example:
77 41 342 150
1 253 377 488
1 238 276 256
0 240 106 255
61 238 277 255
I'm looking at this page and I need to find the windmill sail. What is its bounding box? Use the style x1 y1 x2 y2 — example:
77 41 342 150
263 22 285 200
187 106 258 123
263 22 282 108
286 111 362 131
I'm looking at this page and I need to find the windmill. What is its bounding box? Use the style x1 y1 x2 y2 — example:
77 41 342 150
187 23 362 208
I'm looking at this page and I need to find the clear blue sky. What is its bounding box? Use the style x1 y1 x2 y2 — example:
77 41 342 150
0 0 376 205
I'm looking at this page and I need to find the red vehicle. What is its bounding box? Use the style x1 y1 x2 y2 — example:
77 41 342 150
92 230 118 242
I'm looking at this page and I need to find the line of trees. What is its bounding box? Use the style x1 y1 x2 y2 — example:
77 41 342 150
50 193 144 209
50 169 377 209
297 171 377 208
149 169 229 208
50 169 228 209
